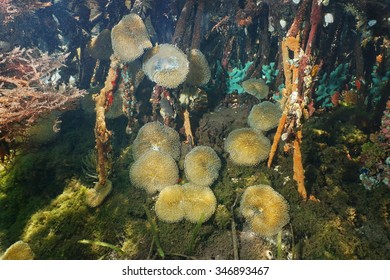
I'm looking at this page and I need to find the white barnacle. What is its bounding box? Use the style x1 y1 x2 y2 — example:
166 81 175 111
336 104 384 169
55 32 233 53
323 13 334 27
279 19 287 29
368 19 377 27
318 0 330 5
265 250 274 260
290 91 299 104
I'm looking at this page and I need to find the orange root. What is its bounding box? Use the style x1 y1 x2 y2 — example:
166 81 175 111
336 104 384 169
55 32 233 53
267 113 287 168
293 129 307 200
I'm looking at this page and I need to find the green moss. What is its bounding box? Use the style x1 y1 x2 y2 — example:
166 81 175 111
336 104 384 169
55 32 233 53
360 142 386 170
21 179 92 259
301 216 365 259
213 204 231 230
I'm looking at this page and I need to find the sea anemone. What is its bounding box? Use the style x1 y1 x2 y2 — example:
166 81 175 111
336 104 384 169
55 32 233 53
224 128 270 166
240 185 290 237
129 150 179 194
182 183 217 223
155 185 185 223
247 101 283 132
185 49 211 86
111 13 152 62
86 29 113 60
0 241 34 260
132 121 181 161
143 44 189 88
242 78 269 100
184 146 221 187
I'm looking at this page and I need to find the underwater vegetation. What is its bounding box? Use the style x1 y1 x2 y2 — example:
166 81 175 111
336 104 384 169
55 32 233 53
1 0 390 260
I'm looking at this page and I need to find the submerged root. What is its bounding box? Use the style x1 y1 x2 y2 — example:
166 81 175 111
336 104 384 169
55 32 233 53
85 179 113 208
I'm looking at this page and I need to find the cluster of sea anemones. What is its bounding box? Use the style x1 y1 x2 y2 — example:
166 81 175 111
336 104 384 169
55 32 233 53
154 183 217 224
153 144 220 223
111 13 211 90
143 44 211 89
130 123 220 223
224 87 282 166
130 121 180 194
